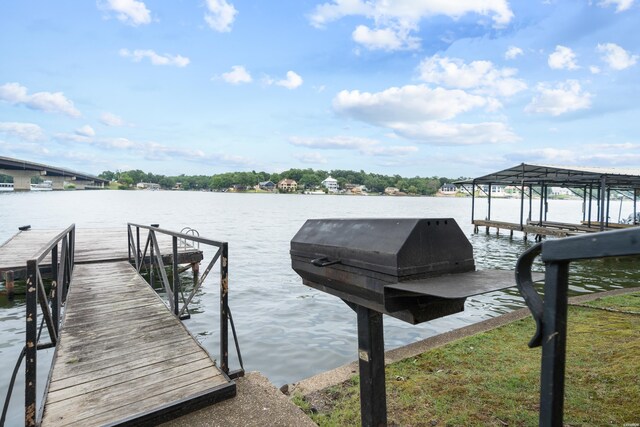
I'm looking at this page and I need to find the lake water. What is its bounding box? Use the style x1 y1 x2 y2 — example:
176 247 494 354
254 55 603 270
1 191 638 425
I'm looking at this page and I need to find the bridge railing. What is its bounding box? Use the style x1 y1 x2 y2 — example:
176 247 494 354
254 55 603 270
0 224 75 427
127 223 244 379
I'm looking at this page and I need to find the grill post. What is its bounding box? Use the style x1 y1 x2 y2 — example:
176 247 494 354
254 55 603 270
356 305 387 427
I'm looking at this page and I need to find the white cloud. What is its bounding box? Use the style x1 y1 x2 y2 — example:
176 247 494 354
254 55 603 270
294 152 328 164
290 135 418 156
525 80 592 116
309 0 514 29
598 0 634 12
221 66 252 84
310 0 513 52
548 45 579 70
390 121 519 145
0 82 81 117
100 112 126 127
0 122 45 142
276 71 303 90
333 84 495 124
352 25 419 51
205 0 238 32
119 49 190 67
590 65 601 74
99 0 151 26
505 46 523 60
75 125 96 137
417 55 527 97
597 43 638 70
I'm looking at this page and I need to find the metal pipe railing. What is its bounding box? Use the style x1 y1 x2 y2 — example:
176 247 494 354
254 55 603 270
516 226 640 426
0 224 76 427
126 223 243 379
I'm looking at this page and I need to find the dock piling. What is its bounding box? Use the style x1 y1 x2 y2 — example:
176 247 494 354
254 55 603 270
4 271 14 300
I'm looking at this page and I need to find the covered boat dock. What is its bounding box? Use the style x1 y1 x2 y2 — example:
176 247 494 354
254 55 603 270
457 163 640 240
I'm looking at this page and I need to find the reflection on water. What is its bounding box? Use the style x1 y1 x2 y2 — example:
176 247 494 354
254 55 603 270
1 191 639 424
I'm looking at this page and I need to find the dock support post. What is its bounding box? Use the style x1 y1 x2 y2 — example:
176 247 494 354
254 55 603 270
471 182 476 224
539 185 544 225
220 243 229 375
487 183 492 221
528 185 533 222
634 189 638 224
4 271 14 300
605 188 611 228
588 185 593 227
599 176 606 231
582 187 587 222
519 180 525 230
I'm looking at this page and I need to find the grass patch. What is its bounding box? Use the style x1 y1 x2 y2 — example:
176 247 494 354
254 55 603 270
296 292 640 426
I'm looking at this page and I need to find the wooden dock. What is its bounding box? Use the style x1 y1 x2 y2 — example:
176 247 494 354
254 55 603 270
40 262 234 426
1 224 240 426
0 227 203 278
473 219 635 240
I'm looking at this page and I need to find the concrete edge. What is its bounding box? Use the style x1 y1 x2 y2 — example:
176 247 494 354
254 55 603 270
288 286 640 396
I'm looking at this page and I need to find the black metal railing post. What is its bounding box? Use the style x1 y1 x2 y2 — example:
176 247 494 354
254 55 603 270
516 227 640 427
539 261 569 426
220 242 229 375
25 259 38 427
172 236 179 316
51 243 60 335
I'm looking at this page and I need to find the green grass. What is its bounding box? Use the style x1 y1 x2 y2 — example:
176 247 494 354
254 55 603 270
295 292 640 426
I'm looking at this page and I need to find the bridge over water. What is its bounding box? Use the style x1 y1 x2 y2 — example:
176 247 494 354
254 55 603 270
0 156 109 190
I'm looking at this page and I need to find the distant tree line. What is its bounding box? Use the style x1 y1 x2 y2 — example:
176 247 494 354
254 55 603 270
98 168 464 195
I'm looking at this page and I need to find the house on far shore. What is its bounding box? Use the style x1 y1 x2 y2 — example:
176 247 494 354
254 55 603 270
438 183 457 196
277 178 298 192
136 182 160 190
322 176 339 193
384 187 400 195
258 180 276 191
345 184 368 194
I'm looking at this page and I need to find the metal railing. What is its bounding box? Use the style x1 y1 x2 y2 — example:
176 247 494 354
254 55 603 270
1 224 75 427
516 226 640 427
126 223 244 378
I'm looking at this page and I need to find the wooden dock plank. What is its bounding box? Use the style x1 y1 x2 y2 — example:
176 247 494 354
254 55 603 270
41 261 233 426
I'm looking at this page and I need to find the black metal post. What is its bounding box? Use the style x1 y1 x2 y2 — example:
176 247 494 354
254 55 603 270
356 305 387 427
544 185 549 222
582 187 587 222
136 226 141 267
539 185 544 225
220 242 229 374
539 261 570 427
528 185 532 222
172 236 179 316
150 237 155 288
471 182 475 223
588 184 593 227
127 225 131 263
605 188 611 227
487 184 492 220
519 180 525 230
599 176 606 231
51 244 59 335
25 260 37 427
635 189 638 224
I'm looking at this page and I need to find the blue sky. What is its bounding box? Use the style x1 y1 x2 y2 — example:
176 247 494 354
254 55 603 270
1 0 638 178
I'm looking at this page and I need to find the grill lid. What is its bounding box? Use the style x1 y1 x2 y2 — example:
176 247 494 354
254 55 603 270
290 218 474 279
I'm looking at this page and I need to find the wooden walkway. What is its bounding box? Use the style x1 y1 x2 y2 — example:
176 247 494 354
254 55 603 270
40 261 234 426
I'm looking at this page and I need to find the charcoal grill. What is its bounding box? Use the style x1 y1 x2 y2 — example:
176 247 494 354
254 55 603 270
291 218 516 427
